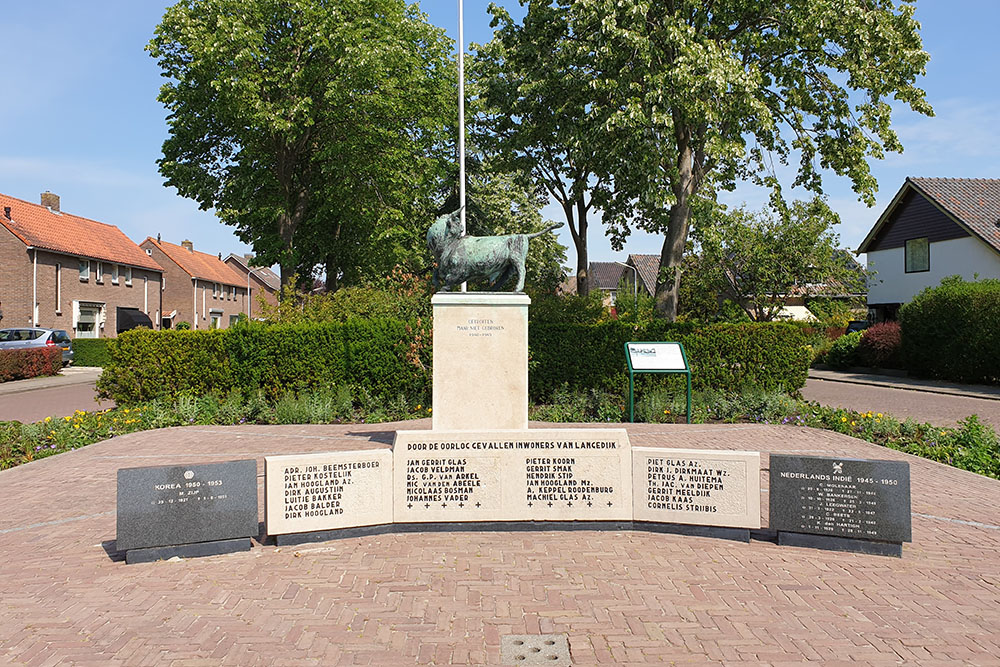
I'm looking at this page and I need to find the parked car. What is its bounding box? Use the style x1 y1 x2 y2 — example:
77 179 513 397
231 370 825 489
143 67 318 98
845 320 871 335
0 328 74 365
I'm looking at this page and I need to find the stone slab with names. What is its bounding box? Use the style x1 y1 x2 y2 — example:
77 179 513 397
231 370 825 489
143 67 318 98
392 429 632 523
632 448 760 528
264 450 392 536
116 459 258 554
769 454 912 543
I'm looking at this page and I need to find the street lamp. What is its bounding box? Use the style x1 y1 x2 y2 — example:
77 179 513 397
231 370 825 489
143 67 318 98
246 266 271 320
615 261 638 318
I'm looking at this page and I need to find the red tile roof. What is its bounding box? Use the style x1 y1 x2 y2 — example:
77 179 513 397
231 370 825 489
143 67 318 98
858 177 1000 255
588 262 625 290
145 238 247 286
0 192 163 271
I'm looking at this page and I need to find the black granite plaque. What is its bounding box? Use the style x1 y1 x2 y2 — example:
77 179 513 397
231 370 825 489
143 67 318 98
116 459 259 552
769 455 911 542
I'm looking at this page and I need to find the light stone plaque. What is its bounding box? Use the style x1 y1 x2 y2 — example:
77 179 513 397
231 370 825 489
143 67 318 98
431 293 530 431
393 429 632 523
264 450 392 536
632 447 760 529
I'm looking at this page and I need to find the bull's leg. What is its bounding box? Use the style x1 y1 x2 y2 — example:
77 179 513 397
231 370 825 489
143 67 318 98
490 265 516 291
513 238 529 292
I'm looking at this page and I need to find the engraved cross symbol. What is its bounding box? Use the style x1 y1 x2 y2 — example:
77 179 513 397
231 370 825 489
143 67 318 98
407 503 413 509
567 501 573 507
527 502 533 507
458 502 464 507
607 501 613 507
547 502 553 507
442 502 447 508
475 502 481 508
424 503 430 508
587 501 592 507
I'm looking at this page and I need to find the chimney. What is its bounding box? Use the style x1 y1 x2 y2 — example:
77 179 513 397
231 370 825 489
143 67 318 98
40 191 60 212
244 253 253 261
217 252 222 260
157 233 161 242
3 207 10 220
181 239 193 252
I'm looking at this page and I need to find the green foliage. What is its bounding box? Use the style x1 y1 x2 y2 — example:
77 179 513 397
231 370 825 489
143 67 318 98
899 277 1000 384
70 339 110 367
613 277 657 325
96 320 431 406
693 198 866 321
807 298 861 328
0 348 62 382
528 291 609 325
175 321 191 330
149 0 454 285
529 321 810 401
825 331 863 370
857 321 902 369
483 0 932 319
259 268 432 325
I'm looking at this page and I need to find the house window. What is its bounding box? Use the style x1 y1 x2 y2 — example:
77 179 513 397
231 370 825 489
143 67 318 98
125 266 132 286
111 264 119 284
55 264 62 313
905 237 930 273
213 283 220 298
210 313 221 329
79 260 90 282
229 315 240 327
96 262 103 283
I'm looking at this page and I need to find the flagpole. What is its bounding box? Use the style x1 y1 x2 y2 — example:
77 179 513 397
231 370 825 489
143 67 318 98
458 0 467 292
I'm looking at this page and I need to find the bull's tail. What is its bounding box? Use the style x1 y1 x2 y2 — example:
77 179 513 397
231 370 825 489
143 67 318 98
526 223 564 239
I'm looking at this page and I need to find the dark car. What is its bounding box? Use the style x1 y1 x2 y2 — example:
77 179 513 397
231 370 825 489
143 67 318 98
0 328 74 365
845 320 871 335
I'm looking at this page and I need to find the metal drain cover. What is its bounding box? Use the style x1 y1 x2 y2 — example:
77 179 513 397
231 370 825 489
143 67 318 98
500 634 571 665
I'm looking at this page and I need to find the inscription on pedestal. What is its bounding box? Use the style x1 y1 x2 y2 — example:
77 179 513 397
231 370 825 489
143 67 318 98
632 448 760 528
393 429 631 522
769 455 911 542
265 450 392 536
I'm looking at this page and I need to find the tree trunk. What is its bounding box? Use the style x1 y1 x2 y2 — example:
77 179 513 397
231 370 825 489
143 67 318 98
276 189 307 291
324 254 339 293
653 203 690 321
563 199 590 297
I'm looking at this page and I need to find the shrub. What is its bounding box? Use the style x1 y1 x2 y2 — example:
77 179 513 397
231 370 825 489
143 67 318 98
825 330 862 370
97 320 431 405
529 321 810 400
899 276 1000 384
0 347 62 382
71 339 111 367
857 321 902 369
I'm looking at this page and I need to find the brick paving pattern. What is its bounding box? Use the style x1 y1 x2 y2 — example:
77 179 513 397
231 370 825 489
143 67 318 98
1 420 999 665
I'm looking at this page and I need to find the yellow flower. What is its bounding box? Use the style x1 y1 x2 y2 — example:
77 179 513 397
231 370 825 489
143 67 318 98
940 431 946 436
877 413 883 418
840 416 847 423
427 408 432 413
416 404 422 410
64 416 71 422
73 424 80 429
851 421 856 427
50 430 55 436
124 408 130 414
44 416 51 423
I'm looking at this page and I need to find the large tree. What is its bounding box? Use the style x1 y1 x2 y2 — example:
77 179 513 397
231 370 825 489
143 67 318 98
693 198 866 322
474 3 617 297
148 0 454 287
493 0 932 318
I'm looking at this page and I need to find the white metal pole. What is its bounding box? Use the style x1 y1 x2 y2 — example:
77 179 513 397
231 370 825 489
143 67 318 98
458 0 467 292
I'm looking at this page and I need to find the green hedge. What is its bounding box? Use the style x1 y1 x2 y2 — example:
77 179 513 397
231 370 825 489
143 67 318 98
97 320 431 405
529 321 810 400
71 339 111 367
96 319 810 406
899 277 1000 384
0 347 62 382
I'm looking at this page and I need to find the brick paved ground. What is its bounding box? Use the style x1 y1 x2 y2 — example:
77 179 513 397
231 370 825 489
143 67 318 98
1 421 998 666
802 377 1000 431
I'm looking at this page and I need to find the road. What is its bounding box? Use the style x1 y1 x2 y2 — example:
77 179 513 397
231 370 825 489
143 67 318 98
802 377 1000 431
0 367 113 423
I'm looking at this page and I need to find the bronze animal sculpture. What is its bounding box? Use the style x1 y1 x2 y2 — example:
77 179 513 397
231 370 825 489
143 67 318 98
427 210 562 292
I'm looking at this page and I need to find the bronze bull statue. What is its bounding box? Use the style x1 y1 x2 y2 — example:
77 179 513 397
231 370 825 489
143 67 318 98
427 209 562 292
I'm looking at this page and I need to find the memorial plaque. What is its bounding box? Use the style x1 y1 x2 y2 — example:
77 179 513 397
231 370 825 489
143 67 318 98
393 429 632 522
632 448 760 528
116 459 258 552
769 455 911 542
264 450 392 536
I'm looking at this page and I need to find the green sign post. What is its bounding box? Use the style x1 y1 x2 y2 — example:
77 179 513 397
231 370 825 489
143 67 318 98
625 342 692 424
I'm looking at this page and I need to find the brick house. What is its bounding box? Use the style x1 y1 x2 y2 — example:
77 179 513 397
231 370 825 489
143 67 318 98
223 253 280 319
141 238 250 330
0 191 163 338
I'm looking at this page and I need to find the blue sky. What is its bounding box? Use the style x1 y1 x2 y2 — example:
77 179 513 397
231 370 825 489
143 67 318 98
1 1 998 272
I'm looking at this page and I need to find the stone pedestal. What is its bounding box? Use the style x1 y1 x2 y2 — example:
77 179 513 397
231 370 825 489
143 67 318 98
432 292 530 431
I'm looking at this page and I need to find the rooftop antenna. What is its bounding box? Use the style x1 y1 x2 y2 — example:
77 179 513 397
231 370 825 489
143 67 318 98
458 0 467 292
